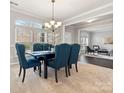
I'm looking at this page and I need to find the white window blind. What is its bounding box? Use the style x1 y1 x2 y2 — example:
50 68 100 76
15 19 46 50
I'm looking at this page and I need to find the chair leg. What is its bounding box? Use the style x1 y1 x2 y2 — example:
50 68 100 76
68 65 71 76
65 66 68 77
41 60 44 64
69 65 72 69
33 67 36 72
19 66 22 77
55 69 58 83
75 63 78 72
22 69 26 83
38 66 41 77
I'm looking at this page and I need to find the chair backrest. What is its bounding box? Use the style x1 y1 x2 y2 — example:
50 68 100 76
33 43 54 51
33 43 44 51
69 44 80 65
55 44 71 68
15 43 27 67
49 44 55 50
43 43 51 51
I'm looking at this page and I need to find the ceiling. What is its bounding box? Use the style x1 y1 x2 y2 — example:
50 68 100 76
10 0 112 21
69 14 113 32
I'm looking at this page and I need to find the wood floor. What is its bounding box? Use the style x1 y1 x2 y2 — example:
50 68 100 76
10 63 113 93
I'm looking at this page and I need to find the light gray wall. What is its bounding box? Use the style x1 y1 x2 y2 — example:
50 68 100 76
65 26 79 44
90 30 113 51
73 28 78 43
55 26 63 45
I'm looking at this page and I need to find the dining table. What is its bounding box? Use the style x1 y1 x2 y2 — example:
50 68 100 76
26 50 55 79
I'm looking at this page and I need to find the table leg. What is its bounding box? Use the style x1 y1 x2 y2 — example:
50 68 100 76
69 64 72 69
44 58 48 79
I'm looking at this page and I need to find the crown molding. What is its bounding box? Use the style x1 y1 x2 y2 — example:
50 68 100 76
74 18 113 29
10 2 113 26
78 24 113 32
10 6 49 22
63 3 113 26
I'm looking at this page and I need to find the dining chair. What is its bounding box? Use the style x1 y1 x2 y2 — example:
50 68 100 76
46 44 71 82
33 43 44 51
68 44 80 76
43 43 54 51
33 43 54 71
43 43 50 50
49 44 55 51
33 43 54 51
15 43 41 82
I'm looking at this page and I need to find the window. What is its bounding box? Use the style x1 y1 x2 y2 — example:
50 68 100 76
15 19 46 50
15 19 42 29
80 31 89 54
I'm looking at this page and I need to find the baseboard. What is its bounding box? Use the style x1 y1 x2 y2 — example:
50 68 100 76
10 62 18 66
10 56 18 66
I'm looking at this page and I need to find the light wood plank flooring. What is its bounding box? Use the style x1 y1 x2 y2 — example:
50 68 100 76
10 63 112 93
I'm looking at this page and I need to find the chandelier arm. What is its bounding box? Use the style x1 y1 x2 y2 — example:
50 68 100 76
44 0 61 34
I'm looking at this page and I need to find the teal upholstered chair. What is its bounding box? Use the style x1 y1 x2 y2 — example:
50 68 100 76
33 43 54 59
49 44 55 50
33 43 44 60
33 43 44 71
33 43 44 51
43 43 54 51
33 43 54 51
43 43 51 50
68 44 80 76
33 43 55 71
46 44 71 82
16 43 41 82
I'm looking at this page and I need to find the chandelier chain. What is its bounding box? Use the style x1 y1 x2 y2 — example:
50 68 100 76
52 0 54 20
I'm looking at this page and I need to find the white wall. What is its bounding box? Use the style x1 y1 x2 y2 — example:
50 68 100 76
91 30 113 51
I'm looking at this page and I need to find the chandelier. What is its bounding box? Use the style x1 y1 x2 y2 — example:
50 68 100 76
44 0 62 32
